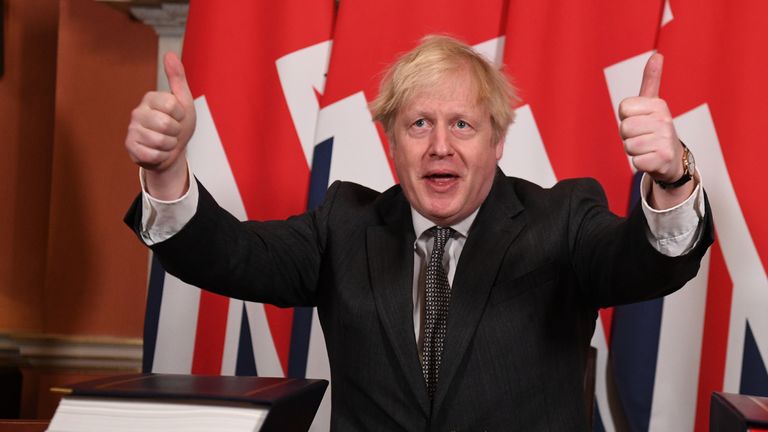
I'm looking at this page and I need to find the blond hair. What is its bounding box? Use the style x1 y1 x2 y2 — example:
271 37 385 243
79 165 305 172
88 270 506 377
370 35 519 144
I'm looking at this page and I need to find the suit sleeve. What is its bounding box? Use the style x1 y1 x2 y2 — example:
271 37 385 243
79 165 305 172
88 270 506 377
124 179 343 308
566 178 714 308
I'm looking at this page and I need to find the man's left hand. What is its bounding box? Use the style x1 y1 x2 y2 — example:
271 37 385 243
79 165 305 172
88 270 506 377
619 53 693 208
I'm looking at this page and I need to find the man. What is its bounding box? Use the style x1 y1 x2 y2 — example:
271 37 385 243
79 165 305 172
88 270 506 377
125 36 712 430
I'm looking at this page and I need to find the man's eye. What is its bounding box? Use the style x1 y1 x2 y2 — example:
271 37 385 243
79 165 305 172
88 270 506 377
456 120 469 129
414 119 426 128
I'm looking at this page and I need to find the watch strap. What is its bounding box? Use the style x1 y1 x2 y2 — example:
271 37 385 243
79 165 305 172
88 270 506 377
654 172 693 189
654 144 694 189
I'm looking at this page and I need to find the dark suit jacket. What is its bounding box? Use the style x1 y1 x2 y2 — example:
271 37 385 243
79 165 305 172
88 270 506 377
126 171 713 431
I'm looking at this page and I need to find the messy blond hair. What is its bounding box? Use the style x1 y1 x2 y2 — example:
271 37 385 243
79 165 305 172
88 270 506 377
370 35 519 145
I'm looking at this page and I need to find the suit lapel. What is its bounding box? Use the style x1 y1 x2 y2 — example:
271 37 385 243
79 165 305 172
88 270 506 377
367 188 430 415
432 174 527 414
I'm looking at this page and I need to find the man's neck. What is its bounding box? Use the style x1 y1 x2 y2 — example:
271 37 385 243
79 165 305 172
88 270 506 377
410 207 479 239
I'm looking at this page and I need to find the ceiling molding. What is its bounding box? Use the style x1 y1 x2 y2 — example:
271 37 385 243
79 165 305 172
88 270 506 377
95 0 188 15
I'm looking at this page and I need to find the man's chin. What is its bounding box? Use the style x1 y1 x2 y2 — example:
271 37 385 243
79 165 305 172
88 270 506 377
420 206 463 226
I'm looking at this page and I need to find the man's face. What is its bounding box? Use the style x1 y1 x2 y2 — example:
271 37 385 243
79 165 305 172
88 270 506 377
391 68 503 226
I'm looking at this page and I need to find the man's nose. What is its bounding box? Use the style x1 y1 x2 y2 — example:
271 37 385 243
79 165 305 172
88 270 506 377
429 125 454 157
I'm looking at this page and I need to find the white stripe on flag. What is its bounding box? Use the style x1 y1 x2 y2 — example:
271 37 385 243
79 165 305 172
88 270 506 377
187 96 282 377
188 96 248 221
152 273 199 374
306 310 331 432
220 298 245 376
661 0 674 27
499 104 556 188
473 36 505 67
476 38 559 190
276 40 333 169
591 317 616 432
244 302 284 377
649 250 711 432
678 104 768 391
317 91 395 191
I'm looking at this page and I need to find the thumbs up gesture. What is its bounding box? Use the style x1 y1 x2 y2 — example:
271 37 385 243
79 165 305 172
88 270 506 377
125 52 196 199
618 54 689 198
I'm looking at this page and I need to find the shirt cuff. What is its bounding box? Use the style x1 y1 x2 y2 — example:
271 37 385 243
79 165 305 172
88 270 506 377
640 171 706 257
139 166 199 245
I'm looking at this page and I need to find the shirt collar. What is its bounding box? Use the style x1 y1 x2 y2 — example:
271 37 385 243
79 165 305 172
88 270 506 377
410 206 479 240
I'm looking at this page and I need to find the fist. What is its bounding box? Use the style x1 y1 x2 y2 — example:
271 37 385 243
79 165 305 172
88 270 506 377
618 53 684 183
125 52 196 173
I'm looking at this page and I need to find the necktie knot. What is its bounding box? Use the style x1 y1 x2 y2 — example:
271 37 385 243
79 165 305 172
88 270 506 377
430 226 452 256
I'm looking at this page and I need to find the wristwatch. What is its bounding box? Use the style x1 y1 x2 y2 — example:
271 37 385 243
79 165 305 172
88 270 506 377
654 143 695 189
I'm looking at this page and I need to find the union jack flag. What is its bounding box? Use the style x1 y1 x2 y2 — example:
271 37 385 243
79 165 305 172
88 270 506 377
141 1 767 430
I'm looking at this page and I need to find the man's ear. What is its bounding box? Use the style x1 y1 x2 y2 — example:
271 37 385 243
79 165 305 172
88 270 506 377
494 136 504 161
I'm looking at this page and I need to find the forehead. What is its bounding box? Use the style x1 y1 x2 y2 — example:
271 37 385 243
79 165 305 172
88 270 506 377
400 68 484 115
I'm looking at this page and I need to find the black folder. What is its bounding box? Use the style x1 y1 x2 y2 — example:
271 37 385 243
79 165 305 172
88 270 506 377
710 392 768 432
51 373 328 432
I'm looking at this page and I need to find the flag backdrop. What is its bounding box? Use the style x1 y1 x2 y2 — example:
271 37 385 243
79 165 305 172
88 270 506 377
142 0 767 430
141 0 334 395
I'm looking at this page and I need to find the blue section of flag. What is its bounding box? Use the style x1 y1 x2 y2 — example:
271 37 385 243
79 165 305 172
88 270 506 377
608 171 663 431
610 299 663 431
143 254 167 373
288 308 314 378
593 403 606 432
740 321 768 396
236 303 258 376
288 137 335 378
306 137 335 210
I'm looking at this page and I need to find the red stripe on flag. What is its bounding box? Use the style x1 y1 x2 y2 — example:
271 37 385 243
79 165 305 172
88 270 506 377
656 0 768 272
502 1 663 217
321 1 507 110
181 0 335 375
694 239 733 431
191 290 230 374
264 304 293 374
600 308 614 345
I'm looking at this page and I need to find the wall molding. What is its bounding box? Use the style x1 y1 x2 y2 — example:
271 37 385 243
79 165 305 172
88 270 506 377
96 0 189 37
130 3 188 37
0 333 142 372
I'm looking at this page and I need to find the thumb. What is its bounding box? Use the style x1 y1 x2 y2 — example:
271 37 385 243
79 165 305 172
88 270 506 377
163 51 193 105
639 52 663 98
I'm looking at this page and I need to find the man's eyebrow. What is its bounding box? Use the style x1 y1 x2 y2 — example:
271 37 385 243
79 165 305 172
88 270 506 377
406 107 476 117
400 108 434 119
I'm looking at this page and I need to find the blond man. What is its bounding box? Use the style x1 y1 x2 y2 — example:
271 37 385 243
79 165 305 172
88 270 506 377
125 36 711 430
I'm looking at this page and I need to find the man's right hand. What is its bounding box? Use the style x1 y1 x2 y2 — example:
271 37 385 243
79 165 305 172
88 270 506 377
125 52 196 200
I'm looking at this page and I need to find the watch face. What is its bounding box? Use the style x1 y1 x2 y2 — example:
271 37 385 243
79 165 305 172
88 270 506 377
685 148 696 175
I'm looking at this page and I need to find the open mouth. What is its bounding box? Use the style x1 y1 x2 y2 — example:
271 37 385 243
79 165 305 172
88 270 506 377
423 171 460 189
425 173 458 180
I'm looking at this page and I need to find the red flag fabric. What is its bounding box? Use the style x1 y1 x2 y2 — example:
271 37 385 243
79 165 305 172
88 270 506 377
144 0 334 379
317 0 509 189
142 2 768 431
655 1 768 430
